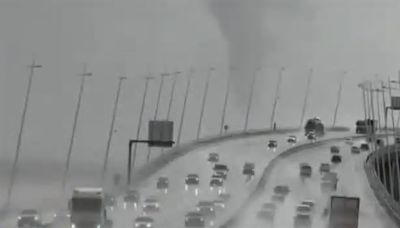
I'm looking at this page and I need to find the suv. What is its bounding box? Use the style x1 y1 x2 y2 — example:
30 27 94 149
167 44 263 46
213 164 229 179
157 177 169 192
208 153 219 163
242 162 255 176
268 140 278 149
331 155 342 164
18 209 41 228
300 163 312 177
307 133 316 141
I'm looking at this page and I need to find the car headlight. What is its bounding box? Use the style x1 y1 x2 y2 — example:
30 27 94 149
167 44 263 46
71 224 76 228
146 223 151 228
17 216 21 220
135 223 140 227
34 216 39 221
97 224 101 228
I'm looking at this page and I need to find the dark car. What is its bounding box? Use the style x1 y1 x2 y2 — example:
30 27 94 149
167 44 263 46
123 189 140 209
213 164 229 179
330 146 340 154
307 133 316 141
196 201 216 223
242 162 255 176
210 175 224 190
185 212 205 228
18 209 41 228
143 197 160 213
351 146 361 154
294 214 312 228
208 153 219 163
360 143 370 151
319 163 330 173
185 174 200 186
268 140 278 149
156 177 169 192
376 139 384 147
256 203 277 221
287 135 297 144
331 155 342 164
134 216 154 228
273 185 290 196
300 163 312 177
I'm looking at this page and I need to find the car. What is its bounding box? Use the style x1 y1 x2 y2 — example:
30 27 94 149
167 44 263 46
242 162 255 176
196 201 216 221
301 200 315 211
319 163 330 173
52 209 71 225
351 146 361 154
213 164 229 179
271 193 286 203
208 153 219 163
273 185 290 196
331 155 342 164
268 140 278 149
156 177 169 192
330 146 340 154
360 143 370 151
307 133 316 141
143 197 160 213
185 212 205 228
321 172 338 192
218 192 231 202
287 135 297 144
123 189 140 209
300 163 312 177
210 175 224 191
345 137 353 145
256 203 277 221
185 174 200 187
134 216 154 228
17 209 41 228
39 211 56 228
395 137 400 144
213 199 226 210
294 214 312 228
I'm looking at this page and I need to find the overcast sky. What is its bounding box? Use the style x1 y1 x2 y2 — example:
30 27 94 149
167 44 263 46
1 0 399 170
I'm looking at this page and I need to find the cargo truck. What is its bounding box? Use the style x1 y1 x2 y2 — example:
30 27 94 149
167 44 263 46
328 196 360 228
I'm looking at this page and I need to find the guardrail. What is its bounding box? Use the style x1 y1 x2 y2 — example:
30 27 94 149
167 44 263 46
365 146 400 226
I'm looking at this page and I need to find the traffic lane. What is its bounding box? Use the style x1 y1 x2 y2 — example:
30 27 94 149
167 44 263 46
111 133 302 228
232 139 398 228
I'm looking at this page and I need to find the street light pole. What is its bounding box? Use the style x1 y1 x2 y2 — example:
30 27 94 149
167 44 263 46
129 76 154 185
7 59 42 205
387 78 396 198
374 88 382 131
332 72 345 128
219 68 232 135
154 73 170 120
299 68 312 129
388 78 400 199
101 76 127 183
177 69 193 145
197 67 214 140
244 69 258 131
166 71 181 120
270 67 284 130
62 65 92 191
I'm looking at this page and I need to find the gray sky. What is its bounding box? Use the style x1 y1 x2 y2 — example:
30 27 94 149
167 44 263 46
1 0 399 167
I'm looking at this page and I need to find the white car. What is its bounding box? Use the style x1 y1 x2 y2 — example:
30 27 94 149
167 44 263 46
345 137 353 145
134 216 154 228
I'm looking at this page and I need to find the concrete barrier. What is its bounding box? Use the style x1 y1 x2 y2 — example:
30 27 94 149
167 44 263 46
365 147 400 226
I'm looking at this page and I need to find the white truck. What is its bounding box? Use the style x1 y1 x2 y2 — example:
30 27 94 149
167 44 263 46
69 188 112 228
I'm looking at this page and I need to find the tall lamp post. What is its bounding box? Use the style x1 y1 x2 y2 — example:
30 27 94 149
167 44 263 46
244 68 259 131
177 69 193 145
166 71 181 120
7 59 42 204
129 76 154 185
101 76 127 183
62 65 92 191
270 67 285 130
197 67 214 140
332 72 345 128
299 68 312 129
219 67 233 135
